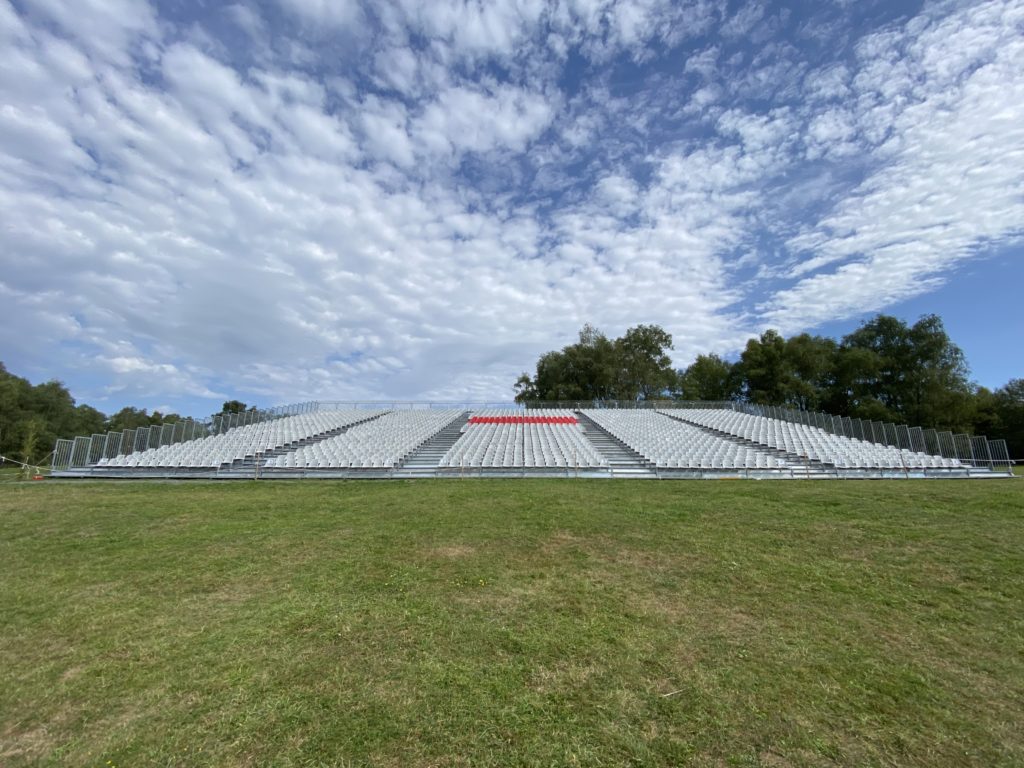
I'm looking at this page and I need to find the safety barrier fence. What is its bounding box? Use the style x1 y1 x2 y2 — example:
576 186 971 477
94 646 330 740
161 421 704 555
52 402 319 471
730 402 1013 473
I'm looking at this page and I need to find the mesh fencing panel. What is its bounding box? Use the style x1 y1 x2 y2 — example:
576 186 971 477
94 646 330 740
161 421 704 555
54 439 73 470
971 437 992 469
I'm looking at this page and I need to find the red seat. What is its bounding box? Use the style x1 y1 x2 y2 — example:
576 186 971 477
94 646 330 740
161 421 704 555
469 415 579 425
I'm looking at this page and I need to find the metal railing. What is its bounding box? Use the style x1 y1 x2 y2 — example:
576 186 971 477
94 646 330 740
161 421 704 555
55 417 211 472
52 401 320 471
722 401 1012 473
314 401 519 411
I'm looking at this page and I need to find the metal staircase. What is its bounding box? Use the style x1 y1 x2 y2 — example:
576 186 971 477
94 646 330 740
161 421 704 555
577 412 657 478
394 411 471 475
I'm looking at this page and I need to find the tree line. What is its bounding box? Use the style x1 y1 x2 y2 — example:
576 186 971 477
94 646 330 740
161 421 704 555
0 361 256 466
513 315 1024 457
1 312 1020 467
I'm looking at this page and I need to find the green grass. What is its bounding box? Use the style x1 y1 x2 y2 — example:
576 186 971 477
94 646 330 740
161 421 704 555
1 479 1022 767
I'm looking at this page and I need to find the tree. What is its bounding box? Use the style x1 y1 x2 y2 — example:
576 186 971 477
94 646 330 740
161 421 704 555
677 354 737 401
736 330 790 405
515 324 676 402
822 345 889 419
0 363 109 462
0 362 30 459
513 373 538 403
20 417 42 466
72 405 107 437
784 334 836 410
970 387 1002 439
613 325 675 400
993 379 1024 459
108 407 154 432
568 324 618 401
513 313 990 435
530 350 582 401
149 411 182 425
514 325 618 402
841 314 972 431
221 400 249 414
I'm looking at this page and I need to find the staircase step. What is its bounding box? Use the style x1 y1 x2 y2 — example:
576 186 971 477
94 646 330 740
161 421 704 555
398 412 471 469
231 411 391 469
576 412 656 477
657 411 818 470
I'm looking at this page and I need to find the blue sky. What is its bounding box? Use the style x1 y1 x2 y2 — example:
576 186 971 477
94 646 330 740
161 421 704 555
1 0 1021 417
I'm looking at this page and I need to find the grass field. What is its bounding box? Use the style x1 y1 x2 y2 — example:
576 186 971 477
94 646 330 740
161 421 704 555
1 479 1022 767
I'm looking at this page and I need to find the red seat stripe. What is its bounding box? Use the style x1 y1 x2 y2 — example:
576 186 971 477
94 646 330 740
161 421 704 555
468 416 578 424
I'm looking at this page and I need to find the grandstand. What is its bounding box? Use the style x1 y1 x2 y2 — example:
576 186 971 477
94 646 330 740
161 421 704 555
50 401 1013 479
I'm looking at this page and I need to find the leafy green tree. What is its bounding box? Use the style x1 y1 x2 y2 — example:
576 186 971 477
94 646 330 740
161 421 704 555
513 373 538 403
841 314 972 430
613 324 675 400
970 387 1002 438
515 312 983 431
108 407 154 432
0 362 30 458
822 346 889 419
736 330 790 405
784 334 837 410
525 325 619 402
31 380 78 437
992 379 1024 459
570 324 619 400
530 351 582 401
677 354 738 401
221 400 249 414
736 331 837 408
72 405 107 437
0 363 107 462
515 324 675 402
149 411 182 425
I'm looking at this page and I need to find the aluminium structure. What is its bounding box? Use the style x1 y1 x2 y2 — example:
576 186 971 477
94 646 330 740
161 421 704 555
51 400 1014 479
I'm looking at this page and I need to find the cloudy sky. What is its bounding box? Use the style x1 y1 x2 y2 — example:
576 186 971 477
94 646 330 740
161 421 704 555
1 0 1022 416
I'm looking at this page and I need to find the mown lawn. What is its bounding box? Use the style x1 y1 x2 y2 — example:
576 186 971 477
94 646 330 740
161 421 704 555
1 478 1022 767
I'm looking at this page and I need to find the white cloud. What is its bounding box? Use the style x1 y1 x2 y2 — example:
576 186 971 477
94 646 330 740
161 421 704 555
684 45 720 79
414 84 557 159
803 108 858 159
765 0 1024 331
19 0 158 66
0 0 1020 413
275 0 362 29
359 96 416 167
720 1 765 39
803 64 850 102
373 45 419 94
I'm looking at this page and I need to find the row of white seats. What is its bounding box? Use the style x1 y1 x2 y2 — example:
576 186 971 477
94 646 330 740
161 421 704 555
668 409 962 469
583 410 789 469
441 409 607 468
265 410 462 468
99 410 385 468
